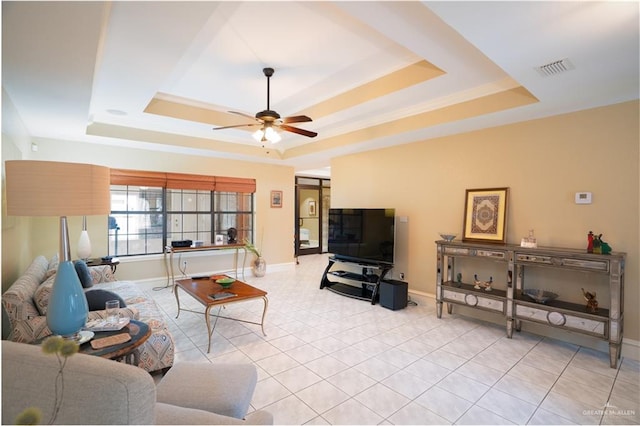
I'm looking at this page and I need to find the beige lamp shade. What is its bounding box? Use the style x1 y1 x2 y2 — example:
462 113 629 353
5 160 111 216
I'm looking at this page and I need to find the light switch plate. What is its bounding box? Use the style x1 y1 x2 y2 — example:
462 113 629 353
575 192 592 204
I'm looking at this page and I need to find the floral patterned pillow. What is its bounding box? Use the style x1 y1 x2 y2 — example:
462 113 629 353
43 254 59 281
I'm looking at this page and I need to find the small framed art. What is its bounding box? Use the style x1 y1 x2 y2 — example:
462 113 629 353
270 190 283 208
308 200 316 216
463 187 509 243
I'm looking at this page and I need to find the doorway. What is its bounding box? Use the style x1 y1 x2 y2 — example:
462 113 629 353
295 176 330 258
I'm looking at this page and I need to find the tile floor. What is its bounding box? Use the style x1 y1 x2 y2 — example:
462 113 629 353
141 254 639 425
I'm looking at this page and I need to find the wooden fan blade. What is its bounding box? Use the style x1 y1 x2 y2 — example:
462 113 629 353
213 123 260 130
279 124 317 138
282 115 312 124
228 110 259 121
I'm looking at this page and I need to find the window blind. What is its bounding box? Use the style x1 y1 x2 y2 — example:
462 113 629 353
110 169 255 193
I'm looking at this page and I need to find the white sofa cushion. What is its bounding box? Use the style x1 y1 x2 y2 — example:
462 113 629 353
2 340 156 425
156 362 257 419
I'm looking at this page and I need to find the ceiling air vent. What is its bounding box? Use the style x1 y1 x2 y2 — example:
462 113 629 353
536 58 574 77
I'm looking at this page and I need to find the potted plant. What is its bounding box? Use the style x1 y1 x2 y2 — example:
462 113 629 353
243 238 266 277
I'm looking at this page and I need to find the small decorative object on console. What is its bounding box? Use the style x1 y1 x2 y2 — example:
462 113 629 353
588 231 612 255
171 240 192 248
439 233 457 242
456 272 462 287
520 229 538 248
582 288 598 313
523 289 558 304
473 274 493 291
227 227 238 244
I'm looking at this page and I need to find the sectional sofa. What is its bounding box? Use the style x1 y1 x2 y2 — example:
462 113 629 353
2 255 174 373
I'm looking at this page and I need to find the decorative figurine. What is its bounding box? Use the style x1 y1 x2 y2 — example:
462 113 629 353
474 274 493 291
521 229 538 248
587 232 612 255
456 273 462 288
593 233 602 254
227 227 238 244
485 277 493 292
582 288 598 313
587 231 594 253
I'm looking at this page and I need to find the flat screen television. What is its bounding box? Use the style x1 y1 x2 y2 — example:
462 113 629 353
328 208 395 265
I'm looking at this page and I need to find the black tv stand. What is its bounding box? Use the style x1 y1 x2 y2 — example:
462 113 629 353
320 256 393 305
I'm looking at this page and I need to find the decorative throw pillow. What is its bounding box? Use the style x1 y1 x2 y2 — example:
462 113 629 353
44 254 59 280
89 266 116 284
85 289 126 312
74 260 93 289
33 274 56 315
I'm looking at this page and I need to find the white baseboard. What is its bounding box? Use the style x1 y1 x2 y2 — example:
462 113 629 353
408 290 640 363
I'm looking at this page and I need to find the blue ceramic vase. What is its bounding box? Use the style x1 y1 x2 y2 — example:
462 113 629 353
46 217 88 337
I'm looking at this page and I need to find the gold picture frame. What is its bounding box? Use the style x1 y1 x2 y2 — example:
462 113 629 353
463 187 509 243
270 190 283 208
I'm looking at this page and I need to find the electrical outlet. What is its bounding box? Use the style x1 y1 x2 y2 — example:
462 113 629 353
400 272 405 280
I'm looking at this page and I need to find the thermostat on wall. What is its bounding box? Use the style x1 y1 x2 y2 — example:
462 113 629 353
575 192 592 204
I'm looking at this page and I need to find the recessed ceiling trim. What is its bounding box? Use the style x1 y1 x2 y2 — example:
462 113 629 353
86 121 282 159
300 60 445 120
284 85 538 159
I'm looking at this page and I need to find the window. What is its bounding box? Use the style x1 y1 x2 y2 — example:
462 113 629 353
110 185 164 256
108 169 256 257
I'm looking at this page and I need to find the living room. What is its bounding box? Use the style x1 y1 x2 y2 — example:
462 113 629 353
2 1 639 425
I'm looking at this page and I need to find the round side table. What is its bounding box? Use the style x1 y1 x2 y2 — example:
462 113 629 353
80 319 150 365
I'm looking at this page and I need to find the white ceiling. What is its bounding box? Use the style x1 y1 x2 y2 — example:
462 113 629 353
3 1 638 177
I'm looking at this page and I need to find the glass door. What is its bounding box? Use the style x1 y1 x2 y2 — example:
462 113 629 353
295 177 330 257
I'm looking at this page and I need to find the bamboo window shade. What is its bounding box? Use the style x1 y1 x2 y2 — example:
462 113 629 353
110 169 256 193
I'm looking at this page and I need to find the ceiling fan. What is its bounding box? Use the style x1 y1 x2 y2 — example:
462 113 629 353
213 67 317 143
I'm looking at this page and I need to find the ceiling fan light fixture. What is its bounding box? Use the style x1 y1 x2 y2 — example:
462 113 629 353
252 126 281 144
265 126 281 143
215 67 315 142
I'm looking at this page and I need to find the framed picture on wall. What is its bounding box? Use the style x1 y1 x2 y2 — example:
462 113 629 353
308 200 316 216
271 190 283 208
463 187 509 243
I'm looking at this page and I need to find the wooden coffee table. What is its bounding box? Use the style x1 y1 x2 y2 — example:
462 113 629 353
174 275 268 353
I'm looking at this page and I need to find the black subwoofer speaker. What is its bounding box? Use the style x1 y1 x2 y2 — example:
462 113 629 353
379 279 408 310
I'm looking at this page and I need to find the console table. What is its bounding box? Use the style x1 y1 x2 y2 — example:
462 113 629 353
86 257 120 273
436 240 626 368
163 244 247 289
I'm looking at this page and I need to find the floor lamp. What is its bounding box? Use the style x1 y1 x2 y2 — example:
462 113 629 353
5 160 111 338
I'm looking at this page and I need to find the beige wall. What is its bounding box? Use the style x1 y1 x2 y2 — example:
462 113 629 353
1 89 34 286
331 100 639 342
